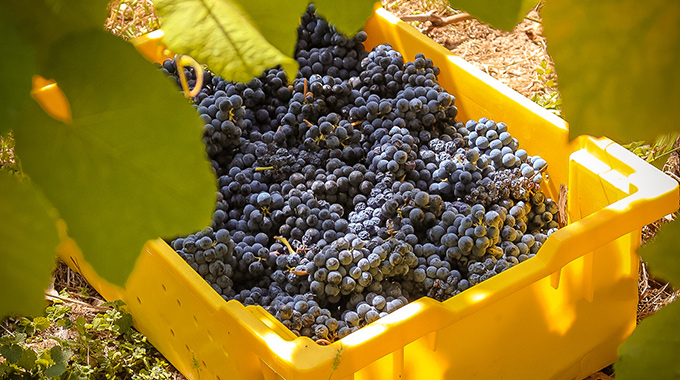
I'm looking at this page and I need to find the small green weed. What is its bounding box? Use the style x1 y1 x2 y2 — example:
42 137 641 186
531 60 562 116
327 344 344 380
623 133 680 169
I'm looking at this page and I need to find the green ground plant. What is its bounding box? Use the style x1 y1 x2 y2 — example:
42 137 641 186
624 134 680 170
530 60 562 116
0 297 174 379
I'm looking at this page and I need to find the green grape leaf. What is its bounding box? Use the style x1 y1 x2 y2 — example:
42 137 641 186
639 220 680 286
33 316 52 331
0 344 23 364
12 333 27 344
114 312 134 334
616 300 680 379
16 347 38 371
50 346 72 364
314 0 377 37
542 0 680 142
0 173 59 319
0 11 36 136
231 0 307 57
156 0 298 83
14 30 216 286
74 317 87 335
449 0 538 30
44 362 68 378
0 0 108 62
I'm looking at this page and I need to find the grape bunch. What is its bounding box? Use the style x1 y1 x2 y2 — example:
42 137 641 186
172 227 236 297
165 4 561 344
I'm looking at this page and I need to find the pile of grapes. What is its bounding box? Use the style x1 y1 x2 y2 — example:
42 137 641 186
160 5 559 344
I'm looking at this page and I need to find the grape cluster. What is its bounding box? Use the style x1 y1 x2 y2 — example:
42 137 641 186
172 227 237 297
165 4 560 344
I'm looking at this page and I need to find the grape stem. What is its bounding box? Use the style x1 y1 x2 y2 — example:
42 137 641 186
176 54 204 98
274 235 296 255
288 268 308 276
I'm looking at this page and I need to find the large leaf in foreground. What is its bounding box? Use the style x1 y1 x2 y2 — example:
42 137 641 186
231 0 307 58
14 30 216 286
0 0 108 62
543 0 680 142
0 10 36 136
0 173 59 319
450 0 538 31
314 0 377 37
616 300 680 379
156 0 298 83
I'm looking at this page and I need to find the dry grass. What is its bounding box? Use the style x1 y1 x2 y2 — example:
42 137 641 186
638 261 680 323
381 0 558 101
52 260 103 300
105 0 160 40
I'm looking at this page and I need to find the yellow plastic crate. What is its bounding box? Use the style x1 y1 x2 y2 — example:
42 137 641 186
45 7 679 380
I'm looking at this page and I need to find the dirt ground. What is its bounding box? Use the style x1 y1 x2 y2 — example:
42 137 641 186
38 1 677 379
382 0 558 102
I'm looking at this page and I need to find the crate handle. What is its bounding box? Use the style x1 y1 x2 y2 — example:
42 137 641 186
539 137 679 273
